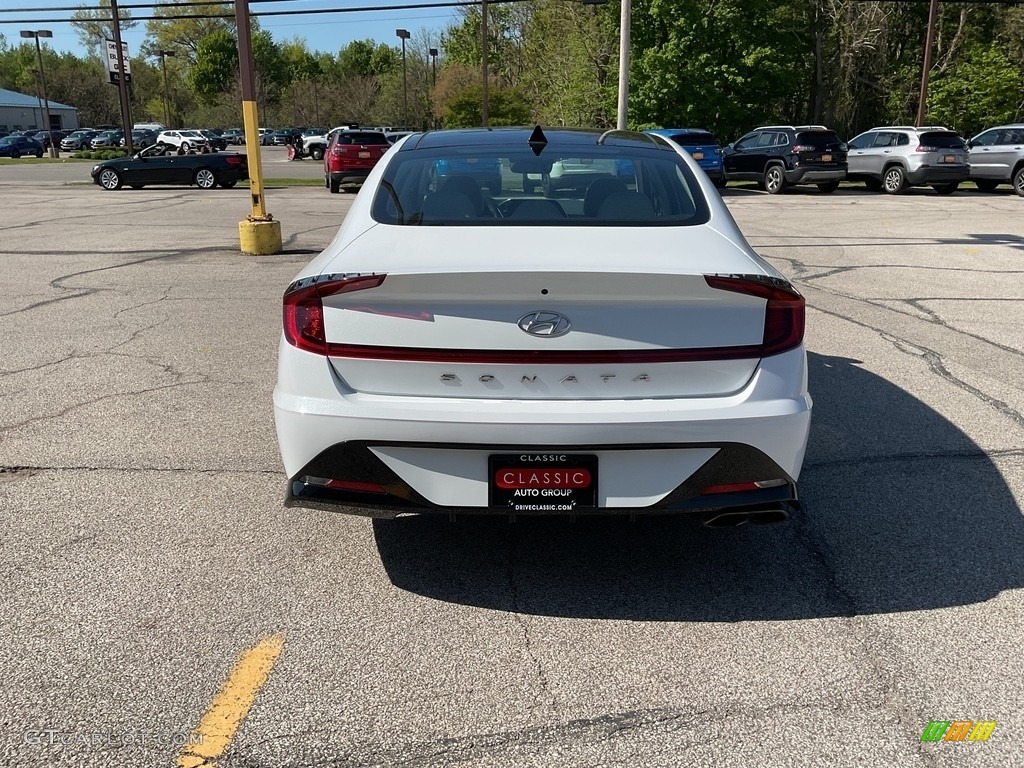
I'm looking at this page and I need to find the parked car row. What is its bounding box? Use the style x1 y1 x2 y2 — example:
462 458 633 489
647 123 1024 197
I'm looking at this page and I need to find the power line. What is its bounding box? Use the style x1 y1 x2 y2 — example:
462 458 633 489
0 0 507 25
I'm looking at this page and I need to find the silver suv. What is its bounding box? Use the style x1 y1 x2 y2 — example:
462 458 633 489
845 126 969 194
967 124 1024 197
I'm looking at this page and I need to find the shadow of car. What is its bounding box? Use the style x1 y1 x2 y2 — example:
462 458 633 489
371 352 1023 621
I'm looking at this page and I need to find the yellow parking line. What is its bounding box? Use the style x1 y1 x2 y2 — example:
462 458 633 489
177 634 285 768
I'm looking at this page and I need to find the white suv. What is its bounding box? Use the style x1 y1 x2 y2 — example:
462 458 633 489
845 126 969 194
968 124 1024 197
156 130 209 152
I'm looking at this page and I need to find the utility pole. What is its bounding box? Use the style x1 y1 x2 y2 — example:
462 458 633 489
109 0 134 154
235 0 281 254
915 0 940 125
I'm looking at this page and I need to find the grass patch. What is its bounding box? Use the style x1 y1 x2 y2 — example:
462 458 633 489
72 149 129 160
242 178 324 187
0 155 97 164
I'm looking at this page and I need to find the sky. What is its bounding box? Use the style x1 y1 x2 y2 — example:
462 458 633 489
1 0 461 59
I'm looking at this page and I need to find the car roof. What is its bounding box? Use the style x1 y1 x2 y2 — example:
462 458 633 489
645 128 715 135
400 127 669 152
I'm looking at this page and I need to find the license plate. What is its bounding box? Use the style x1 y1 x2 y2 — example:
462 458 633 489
358 150 370 158
943 154 956 163
821 153 832 162
489 454 597 511
692 151 704 160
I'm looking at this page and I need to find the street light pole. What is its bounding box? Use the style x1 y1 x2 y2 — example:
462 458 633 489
156 49 175 128
481 0 489 127
616 0 631 129
396 29 410 129
20 30 57 158
429 47 438 87
915 0 940 126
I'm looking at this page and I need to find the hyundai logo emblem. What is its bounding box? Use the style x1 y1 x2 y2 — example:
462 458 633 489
518 311 571 337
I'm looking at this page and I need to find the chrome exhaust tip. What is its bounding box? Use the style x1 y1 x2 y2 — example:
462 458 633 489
703 506 790 527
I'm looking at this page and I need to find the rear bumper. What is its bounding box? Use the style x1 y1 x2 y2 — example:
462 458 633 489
329 169 373 184
906 165 970 185
785 167 847 184
274 339 812 516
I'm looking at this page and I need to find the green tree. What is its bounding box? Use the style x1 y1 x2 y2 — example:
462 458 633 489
142 1 235 64
443 83 531 127
71 0 137 59
929 44 1024 135
188 29 237 105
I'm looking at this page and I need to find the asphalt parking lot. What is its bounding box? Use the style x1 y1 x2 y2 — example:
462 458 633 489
1 161 1022 767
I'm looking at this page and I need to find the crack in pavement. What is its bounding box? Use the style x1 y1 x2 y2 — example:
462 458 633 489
505 530 562 721
880 333 1024 431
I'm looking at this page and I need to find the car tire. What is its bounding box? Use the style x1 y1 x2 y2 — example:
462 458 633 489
1013 166 1024 198
311 147 324 161
11 150 20 159
932 183 958 195
98 168 122 190
329 178 341 194
219 180 237 189
714 177 727 189
864 178 883 192
763 164 787 195
194 168 217 189
974 180 998 193
36 151 44 158
181 142 191 152
817 180 840 193
883 165 906 194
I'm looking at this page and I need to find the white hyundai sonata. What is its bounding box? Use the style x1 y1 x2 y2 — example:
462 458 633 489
274 127 811 525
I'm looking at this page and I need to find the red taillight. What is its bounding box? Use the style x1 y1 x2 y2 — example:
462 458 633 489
704 274 805 356
326 479 388 494
915 145 938 152
283 274 387 354
224 156 244 166
790 144 815 153
331 145 349 156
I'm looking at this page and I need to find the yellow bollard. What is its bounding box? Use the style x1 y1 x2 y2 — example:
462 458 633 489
238 218 282 255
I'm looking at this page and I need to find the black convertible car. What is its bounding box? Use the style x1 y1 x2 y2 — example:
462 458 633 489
90 144 248 190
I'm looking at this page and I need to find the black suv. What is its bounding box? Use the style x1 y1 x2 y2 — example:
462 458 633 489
723 125 847 194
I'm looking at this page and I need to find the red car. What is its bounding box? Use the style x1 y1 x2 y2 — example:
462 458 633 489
323 130 390 193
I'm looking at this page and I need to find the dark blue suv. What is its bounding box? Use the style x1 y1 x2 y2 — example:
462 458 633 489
645 128 725 187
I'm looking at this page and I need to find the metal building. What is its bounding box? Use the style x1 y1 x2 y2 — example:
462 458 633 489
0 88 80 132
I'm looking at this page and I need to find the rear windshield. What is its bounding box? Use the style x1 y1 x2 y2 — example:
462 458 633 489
668 132 718 146
920 131 966 148
371 145 710 227
795 131 842 148
337 132 388 145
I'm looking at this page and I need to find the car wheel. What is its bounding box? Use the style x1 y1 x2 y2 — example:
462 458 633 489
817 180 840 193
36 151 44 158
883 166 906 194
864 178 883 192
219 179 237 189
311 147 324 161
194 168 217 189
329 178 341 194
1013 166 1024 198
932 183 958 195
714 177 727 189
542 173 555 198
974 180 998 193
181 142 191 152
98 168 122 190
11 150 20 159
763 164 787 194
